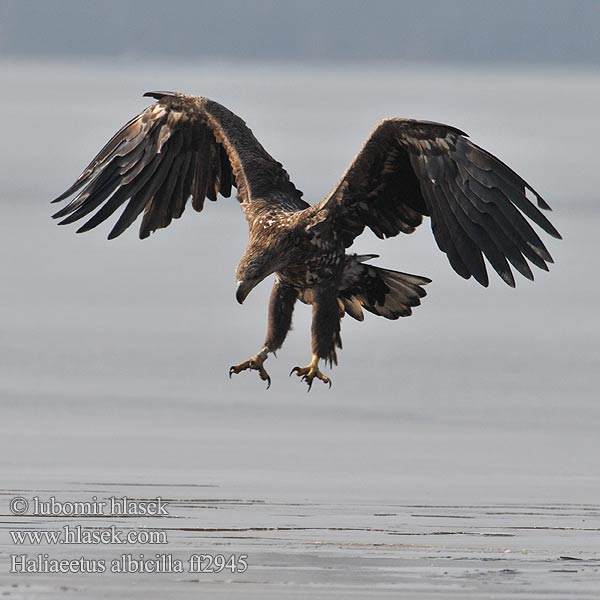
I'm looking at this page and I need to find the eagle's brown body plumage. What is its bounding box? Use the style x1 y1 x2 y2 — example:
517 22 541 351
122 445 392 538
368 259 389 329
52 91 560 388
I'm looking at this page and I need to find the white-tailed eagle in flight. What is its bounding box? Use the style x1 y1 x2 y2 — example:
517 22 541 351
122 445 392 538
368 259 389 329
52 91 561 389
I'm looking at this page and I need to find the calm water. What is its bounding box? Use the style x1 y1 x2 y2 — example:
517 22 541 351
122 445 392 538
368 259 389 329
1 59 599 597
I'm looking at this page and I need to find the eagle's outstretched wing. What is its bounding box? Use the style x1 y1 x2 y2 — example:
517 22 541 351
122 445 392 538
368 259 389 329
317 119 561 287
52 92 306 239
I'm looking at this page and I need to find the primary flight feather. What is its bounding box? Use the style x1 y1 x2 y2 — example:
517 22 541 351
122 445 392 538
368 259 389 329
52 91 561 389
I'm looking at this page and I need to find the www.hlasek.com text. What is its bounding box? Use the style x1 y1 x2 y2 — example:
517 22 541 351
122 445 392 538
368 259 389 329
10 525 167 546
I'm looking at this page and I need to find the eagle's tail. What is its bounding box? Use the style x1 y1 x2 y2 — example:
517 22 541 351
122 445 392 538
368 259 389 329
339 255 431 321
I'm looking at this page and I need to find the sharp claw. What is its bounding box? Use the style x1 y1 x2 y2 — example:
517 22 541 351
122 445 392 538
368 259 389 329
258 368 271 390
292 361 331 390
229 354 271 388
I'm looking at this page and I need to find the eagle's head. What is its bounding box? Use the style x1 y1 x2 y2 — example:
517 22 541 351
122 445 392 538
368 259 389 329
235 247 277 304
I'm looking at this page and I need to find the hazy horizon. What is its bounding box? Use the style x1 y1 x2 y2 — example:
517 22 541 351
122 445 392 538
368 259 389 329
2 0 599 66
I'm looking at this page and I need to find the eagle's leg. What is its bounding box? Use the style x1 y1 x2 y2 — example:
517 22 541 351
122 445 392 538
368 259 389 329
291 281 340 390
229 280 297 389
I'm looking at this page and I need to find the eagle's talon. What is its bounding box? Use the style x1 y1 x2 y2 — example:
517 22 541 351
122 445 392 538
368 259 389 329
291 358 331 390
262 371 272 390
229 352 271 388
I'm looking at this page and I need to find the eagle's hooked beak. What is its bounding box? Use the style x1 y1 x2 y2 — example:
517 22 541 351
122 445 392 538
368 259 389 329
236 279 258 304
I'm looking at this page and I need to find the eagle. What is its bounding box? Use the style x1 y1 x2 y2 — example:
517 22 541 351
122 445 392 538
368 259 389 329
52 91 561 389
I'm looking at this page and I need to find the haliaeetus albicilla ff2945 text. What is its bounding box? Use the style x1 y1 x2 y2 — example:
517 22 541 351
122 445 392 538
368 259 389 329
52 92 561 389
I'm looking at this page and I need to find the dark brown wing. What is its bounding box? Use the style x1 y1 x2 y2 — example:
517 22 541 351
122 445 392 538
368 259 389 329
52 91 306 239
317 119 561 287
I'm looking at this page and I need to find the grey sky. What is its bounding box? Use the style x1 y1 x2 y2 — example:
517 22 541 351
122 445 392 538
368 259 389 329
1 0 599 65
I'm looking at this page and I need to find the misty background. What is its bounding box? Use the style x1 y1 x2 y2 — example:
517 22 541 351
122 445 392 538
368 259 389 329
1 0 599 65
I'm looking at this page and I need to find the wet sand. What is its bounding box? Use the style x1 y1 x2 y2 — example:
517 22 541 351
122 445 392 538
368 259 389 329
1 59 599 597
2 482 599 598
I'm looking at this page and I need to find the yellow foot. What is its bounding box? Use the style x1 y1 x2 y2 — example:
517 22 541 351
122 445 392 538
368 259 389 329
290 355 332 391
229 351 271 389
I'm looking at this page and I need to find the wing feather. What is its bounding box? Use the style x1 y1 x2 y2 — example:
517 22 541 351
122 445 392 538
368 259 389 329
171 151 193 220
53 91 306 239
54 163 122 223
318 118 560 286
452 181 534 282
454 162 553 265
139 152 185 237
417 169 477 282
443 179 518 285
108 142 179 239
